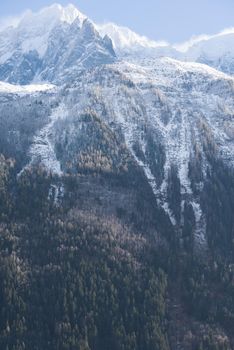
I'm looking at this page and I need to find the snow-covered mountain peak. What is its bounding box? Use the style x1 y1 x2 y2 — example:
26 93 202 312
95 22 184 60
171 29 234 74
18 3 86 28
0 4 115 84
181 31 234 61
0 3 87 59
51 3 86 25
176 28 234 53
96 22 170 55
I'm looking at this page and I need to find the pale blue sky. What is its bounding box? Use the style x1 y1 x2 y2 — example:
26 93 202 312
1 0 234 43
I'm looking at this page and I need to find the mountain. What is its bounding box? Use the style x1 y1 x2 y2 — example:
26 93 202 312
0 4 115 84
0 4 234 350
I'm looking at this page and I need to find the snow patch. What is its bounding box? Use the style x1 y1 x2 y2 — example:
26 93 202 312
0 81 55 94
27 103 68 175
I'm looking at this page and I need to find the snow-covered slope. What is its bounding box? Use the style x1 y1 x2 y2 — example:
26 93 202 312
97 23 164 50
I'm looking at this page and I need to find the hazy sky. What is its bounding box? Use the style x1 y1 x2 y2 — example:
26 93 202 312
0 0 234 43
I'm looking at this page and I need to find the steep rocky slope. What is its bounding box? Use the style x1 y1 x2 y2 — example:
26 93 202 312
11 57 232 249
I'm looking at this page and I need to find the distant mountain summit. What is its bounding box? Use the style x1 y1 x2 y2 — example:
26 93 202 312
0 4 115 84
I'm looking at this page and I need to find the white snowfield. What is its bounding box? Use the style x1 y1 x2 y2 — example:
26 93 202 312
0 81 55 94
